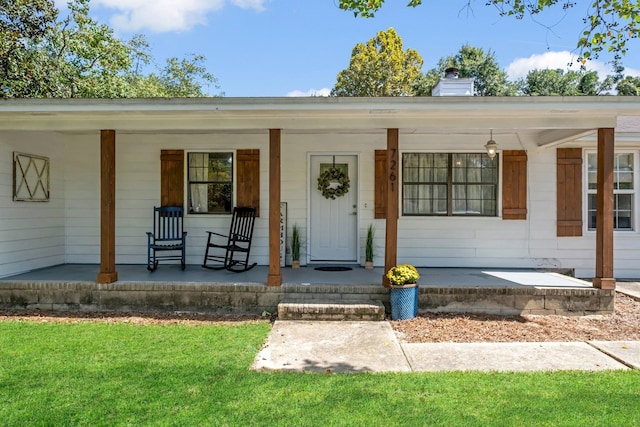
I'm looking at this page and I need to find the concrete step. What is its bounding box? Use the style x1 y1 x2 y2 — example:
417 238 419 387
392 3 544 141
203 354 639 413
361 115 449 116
278 299 386 321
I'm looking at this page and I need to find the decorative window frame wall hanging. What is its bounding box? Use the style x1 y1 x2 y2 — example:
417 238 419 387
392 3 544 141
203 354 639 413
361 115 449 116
13 152 50 202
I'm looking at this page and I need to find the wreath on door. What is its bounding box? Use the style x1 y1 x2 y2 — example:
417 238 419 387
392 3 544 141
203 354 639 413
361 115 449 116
317 166 350 200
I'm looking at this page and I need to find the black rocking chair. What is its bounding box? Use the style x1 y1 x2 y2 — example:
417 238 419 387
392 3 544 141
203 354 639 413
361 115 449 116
202 207 257 272
146 206 187 271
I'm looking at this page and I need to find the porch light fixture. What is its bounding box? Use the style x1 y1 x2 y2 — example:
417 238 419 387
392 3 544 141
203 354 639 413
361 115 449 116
485 130 498 159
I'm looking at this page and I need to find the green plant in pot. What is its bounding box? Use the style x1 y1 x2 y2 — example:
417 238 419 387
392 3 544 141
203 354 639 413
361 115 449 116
291 223 301 268
387 264 420 320
365 224 375 269
387 264 420 286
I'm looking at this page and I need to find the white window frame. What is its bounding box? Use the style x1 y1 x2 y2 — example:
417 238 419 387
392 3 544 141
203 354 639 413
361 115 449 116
584 149 638 233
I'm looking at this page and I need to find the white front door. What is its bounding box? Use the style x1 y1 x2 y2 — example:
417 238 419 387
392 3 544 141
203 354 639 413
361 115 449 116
309 155 358 262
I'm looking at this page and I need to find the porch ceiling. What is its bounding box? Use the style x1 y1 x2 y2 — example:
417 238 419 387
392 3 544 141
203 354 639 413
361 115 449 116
1 97 639 147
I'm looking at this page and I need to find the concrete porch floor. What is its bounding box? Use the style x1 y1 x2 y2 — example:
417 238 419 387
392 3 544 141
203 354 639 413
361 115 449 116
1 263 593 288
0 264 616 316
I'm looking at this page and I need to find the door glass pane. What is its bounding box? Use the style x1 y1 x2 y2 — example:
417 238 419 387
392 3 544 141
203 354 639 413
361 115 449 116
320 163 348 176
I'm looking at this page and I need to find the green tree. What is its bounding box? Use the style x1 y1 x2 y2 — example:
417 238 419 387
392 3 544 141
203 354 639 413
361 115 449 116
124 35 220 97
616 75 640 95
44 0 132 98
1 0 221 98
414 44 516 96
517 69 610 95
130 54 221 98
0 0 58 97
331 28 423 96
338 0 640 64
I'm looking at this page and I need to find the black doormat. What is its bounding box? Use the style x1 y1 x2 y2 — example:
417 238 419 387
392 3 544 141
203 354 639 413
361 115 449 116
314 266 353 272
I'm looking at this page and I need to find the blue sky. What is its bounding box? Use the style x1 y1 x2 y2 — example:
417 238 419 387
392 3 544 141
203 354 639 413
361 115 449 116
59 0 640 96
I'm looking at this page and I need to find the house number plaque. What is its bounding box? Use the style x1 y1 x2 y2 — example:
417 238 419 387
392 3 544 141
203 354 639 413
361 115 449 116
388 147 398 194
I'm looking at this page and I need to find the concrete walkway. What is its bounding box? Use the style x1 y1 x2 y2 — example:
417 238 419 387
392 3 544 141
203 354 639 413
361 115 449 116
617 281 640 301
252 321 639 373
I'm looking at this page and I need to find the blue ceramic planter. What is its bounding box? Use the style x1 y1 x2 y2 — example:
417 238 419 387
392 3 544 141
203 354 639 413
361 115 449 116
389 283 418 320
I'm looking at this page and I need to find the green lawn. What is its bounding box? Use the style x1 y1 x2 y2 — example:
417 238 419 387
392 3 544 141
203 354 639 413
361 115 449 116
0 320 639 427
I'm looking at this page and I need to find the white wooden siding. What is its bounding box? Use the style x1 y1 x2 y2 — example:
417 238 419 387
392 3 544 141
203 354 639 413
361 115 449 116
281 131 388 266
2 129 640 279
64 134 100 264
112 133 270 265
0 131 65 277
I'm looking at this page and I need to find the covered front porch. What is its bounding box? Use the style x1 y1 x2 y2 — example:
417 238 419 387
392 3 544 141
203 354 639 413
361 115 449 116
0 264 614 316
81 99 631 289
3 97 640 310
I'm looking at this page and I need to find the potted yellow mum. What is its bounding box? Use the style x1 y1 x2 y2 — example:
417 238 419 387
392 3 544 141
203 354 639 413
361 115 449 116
386 264 420 320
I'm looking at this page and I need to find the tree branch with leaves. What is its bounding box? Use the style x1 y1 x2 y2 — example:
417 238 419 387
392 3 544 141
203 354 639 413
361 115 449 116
338 0 640 65
1 0 222 98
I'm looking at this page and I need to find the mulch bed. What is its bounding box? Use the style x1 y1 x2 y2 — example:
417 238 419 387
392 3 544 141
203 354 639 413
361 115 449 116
391 292 640 343
1 293 639 343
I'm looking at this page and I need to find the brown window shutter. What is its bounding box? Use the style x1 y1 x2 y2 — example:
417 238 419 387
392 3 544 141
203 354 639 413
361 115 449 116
557 148 583 236
160 149 184 207
502 150 527 220
375 150 387 219
237 149 260 217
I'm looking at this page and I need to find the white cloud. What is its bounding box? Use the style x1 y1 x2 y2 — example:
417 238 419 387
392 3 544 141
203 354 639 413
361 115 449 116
93 0 268 33
231 0 266 11
287 88 331 97
506 51 613 80
624 66 640 77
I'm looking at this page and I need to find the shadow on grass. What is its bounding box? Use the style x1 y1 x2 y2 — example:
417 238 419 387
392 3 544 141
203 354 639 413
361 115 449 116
255 358 378 374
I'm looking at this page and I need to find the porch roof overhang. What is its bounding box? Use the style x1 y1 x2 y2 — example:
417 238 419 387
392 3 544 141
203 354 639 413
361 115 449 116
1 96 640 147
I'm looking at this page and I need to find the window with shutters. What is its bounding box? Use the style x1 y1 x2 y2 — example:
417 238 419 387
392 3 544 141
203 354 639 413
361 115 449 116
586 151 637 231
187 152 233 214
402 153 498 216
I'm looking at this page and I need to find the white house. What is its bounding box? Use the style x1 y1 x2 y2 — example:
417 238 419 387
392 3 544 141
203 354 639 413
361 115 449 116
1 96 639 289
